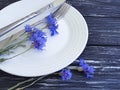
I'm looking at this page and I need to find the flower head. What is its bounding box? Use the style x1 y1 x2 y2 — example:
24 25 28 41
25 25 32 32
79 58 95 78
47 13 58 36
47 14 57 25
79 58 86 66
25 25 47 50
61 68 72 80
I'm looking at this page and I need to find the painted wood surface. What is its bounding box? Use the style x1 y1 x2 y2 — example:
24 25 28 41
0 0 120 90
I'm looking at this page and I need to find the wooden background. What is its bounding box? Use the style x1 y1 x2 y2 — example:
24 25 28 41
0 0 120 90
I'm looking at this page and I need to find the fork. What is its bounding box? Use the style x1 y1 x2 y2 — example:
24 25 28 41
32 3 70 27
0 3 70 49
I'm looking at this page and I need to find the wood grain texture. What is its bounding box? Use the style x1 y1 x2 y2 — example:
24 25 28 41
0 0 120 90
68 0 120 17
86 17 120 45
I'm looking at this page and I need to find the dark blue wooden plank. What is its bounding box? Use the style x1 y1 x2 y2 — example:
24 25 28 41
68 0 120 17
85 17 120 45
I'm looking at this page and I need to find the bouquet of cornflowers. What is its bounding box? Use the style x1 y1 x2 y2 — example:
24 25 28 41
0 13 58 62
0 14 94 90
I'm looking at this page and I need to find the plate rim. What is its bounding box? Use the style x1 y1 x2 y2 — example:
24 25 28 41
0 3 88 77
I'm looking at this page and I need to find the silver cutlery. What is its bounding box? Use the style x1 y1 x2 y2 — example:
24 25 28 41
0 3 70 49
0 0 66 37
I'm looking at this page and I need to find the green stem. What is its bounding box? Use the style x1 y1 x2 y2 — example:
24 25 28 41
7 78 35 90
6 47 32 60
7 66 83 90
16 76 47 90
0 46 32 62
8 76 47 90
3 35 14 48
0 37 28 56
68 66 83 71
0 31 26 50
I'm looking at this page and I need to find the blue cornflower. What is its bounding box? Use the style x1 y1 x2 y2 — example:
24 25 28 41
25 25 32 32
47 14 57 25
49 24 58 36
47 13 58 36
79 58 95 78
25 26 47 50
61 68 72 80
79 58 86 66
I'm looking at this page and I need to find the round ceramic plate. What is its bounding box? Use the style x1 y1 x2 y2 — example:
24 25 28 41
0 1 88 77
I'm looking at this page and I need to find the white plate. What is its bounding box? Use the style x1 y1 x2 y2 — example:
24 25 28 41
0 1 88 77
